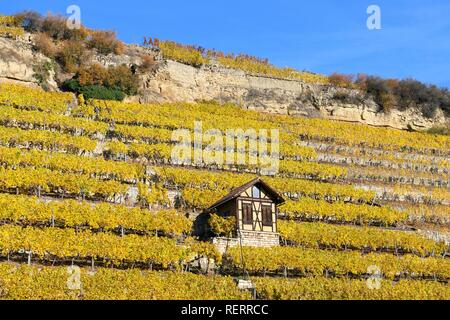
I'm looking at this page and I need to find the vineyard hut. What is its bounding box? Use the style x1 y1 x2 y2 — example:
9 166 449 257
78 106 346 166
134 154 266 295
200 178 284 250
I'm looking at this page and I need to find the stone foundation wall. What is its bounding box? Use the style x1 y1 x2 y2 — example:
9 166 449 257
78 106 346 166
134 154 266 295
213 230 280 254
239 230 280 247
212 237 240 254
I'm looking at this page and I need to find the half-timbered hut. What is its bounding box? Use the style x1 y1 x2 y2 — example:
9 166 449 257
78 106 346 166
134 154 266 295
201 178 285 250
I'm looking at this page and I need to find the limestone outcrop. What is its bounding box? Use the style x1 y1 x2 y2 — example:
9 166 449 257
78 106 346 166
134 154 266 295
140 60 448 131
0 35 447 131
0 35 58 90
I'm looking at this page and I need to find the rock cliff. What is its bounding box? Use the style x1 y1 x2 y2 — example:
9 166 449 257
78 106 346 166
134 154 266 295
0 35 447 131
140 60 448 131
0 36 58 90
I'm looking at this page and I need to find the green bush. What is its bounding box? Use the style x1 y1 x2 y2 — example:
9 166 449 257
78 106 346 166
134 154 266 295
62 62 139 101
79 85 126 101
32 61 54 90
63 79 125 101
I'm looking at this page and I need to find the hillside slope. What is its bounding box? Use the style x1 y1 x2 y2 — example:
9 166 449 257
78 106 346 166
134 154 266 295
0 83 448 299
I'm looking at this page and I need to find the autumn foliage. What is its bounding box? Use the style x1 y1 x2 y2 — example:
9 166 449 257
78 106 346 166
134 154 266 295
328 73 355 89
33 32 58 58
87 30 125 55
64 63 139 100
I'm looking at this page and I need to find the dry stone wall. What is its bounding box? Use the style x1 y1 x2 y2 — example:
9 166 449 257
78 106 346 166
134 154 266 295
213 231 280 254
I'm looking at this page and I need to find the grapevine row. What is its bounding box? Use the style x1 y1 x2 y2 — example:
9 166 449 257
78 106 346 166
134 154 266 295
0 167 127 200
279 198 406 226
83 98 449 154
224 246 450 280
0 126 97 153
278 220 447 256
4 84 449 154
0 105 108 136
156 166 377 203
285 116 449 155
312 145 449 173
0 225 188 268
0 83 73 114
0 193 191 236
253 276 450 300
0 146 144 182
0 263 250 300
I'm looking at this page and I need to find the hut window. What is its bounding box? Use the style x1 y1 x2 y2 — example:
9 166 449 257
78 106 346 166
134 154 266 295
242 203 253 224
262 205 272 226
252 186 260 198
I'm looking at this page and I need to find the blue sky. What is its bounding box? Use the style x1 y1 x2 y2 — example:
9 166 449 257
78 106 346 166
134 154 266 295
2 0 450 88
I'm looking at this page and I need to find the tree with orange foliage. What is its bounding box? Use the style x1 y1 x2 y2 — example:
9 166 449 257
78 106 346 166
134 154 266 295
328 73 355 88
57 40 90 73
77 63 108 86
88 30 124 55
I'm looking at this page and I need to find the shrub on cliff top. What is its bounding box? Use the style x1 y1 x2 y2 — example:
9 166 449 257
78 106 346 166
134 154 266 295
87 30 125 55
16 11 88 41
354 75 450 117
56 40 90 73
329 73 355 89
33 32 58 58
